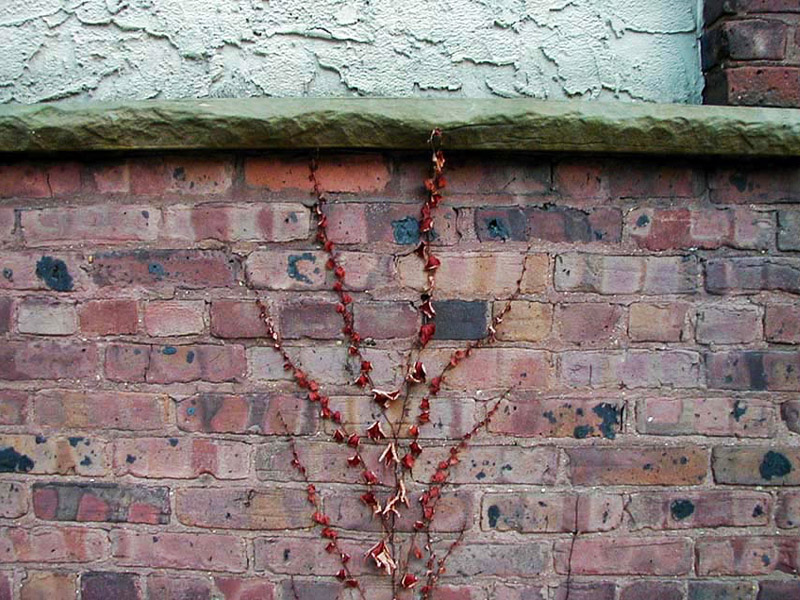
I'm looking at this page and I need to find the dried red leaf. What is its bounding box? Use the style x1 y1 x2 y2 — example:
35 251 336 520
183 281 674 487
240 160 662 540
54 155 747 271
366 421 387 441
312 512 330 526
406 360 427 384
402 573 419 589
420 298 436 319
372 388 400 407
334 266 346 279
333 429 345 442
322 527 338 539
347 454 361 467
410 441 423 456
424 255 441 271
401 454 415 470
408 424 420 437
336 568 347 580
361 361 372 372
347 433 360 448
362 470 379 485
419 323 436 347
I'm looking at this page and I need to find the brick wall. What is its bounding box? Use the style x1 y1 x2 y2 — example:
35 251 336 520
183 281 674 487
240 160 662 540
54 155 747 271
704 0 800 107
0 150 799 599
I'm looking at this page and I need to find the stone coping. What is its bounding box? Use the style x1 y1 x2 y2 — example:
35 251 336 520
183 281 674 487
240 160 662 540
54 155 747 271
1 98 799 157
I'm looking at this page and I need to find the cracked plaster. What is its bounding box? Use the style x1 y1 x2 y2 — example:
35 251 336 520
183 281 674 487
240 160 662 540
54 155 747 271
0 0 703 104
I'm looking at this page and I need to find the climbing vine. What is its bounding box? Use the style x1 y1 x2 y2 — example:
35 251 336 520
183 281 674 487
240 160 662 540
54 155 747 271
258 130 530 599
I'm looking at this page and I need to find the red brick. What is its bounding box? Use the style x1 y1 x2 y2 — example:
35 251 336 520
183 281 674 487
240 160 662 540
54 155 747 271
628 207 773 250
555 537 692 575
629 302 688 342
245 154 388 193
0 434 105 476
620 582 683 600
278 300 341 339
443 155 550 197
327 488 475 533
130 157 233 195
21 205 158 246
492 584 546 600
710 165 800 203
778 209 800 250
104 344 149 382
398 253 548 298
245 250 391 291
555 160 701 202
34 389 166 430
775 491 800 527
0 163 80 199
79 300 138 335
0 526 108 563
526 206 621 243
114 437 250 479
707 350 800 391
627 490 769 530
696 304 762 344
327 395 474 440
162 203 309 242
177 393 317 436
568 446 708 485
33 482 169 524
637 397 776 437
475 207 527 241
253 536 373 577
556 253 699 295
708 66 800 108
0 297 11 333
356 203 458 245
707 257 800 295
214 578 276 600
144 301 205 336
210 299 269 338
713 446 800 485
17 299 77 335
0 341 97 381
147 344 246 383
757 581 800 600
766 304 800 343
442 348 552 391
147 576 212 600
0 573 8 600
111 530 246 572
81 572 140 600
553 583 615 600
557 303 624 345
21 571 77 600
90 162 130 194
91 250 239 289
0 390 27 425
494 301 552 342
0 208 14 241
0 482 27 518
446 542 550 577
176 488 309 530
354 301 419 339
416 445 559 485
482 492 622 533
560 350 701 389
697 537 800 575
490 398 622 439
0 252 87 292
254 440 383 484
728 19 788 60
248 345 401 388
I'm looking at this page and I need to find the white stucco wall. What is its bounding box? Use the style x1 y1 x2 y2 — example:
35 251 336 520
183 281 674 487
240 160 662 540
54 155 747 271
0 0 703 104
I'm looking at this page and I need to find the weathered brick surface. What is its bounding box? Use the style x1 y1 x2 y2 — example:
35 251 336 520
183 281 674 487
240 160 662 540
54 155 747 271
20 571 78 600
0 481 27 518
556 254 700 295
554 537 693 575
33 482 170 524
111 530 247 572
713 447 800 485
568 446 708 486
627 490 770 529
637 397 776 437
2 149 799 593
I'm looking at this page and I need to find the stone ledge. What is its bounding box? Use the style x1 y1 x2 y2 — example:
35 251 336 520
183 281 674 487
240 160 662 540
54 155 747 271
1 98 799 157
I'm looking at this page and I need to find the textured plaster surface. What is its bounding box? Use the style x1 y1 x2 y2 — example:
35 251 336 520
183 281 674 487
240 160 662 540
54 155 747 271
0 0 703 105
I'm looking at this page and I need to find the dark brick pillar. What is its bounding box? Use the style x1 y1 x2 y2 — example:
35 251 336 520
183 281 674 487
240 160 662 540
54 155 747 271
703 0 800 107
